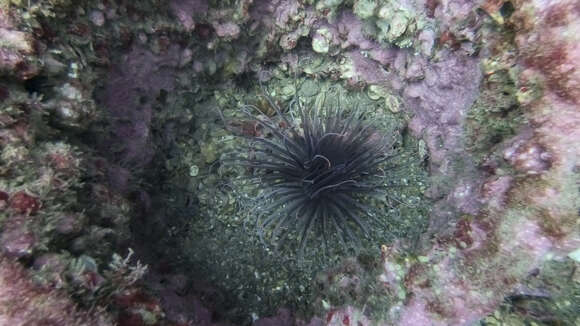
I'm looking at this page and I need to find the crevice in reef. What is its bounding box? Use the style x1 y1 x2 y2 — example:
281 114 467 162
1 0 578 325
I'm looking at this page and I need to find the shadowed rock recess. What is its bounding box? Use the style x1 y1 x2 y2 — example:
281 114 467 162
0 0 578 325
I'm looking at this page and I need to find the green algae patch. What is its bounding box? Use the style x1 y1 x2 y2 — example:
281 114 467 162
465 69 526 164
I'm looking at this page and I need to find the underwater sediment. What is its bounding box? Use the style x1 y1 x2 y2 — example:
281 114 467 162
0 0 578 325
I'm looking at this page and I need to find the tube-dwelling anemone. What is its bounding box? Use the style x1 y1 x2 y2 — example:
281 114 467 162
232 95 394 255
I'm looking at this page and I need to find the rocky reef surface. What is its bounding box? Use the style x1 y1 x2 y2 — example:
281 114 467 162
0 0 578 325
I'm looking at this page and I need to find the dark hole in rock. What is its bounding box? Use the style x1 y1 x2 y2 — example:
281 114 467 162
500 1 515 18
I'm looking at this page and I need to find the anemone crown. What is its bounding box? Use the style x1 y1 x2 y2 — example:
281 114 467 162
234 96 391 255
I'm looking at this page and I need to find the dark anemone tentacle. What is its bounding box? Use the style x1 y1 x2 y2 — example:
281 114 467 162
241 105 306 157
326 199 362 247
296 204 319 257
252 138 304 167
331 197 370 236
309 180 358 198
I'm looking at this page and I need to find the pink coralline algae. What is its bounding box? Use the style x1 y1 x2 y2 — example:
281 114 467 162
100 45 179 167
503 139 552 175
0 257 113 325
0 30 38 79
0 215 37 258
336 12 376 50
250 0 303 31
377 0 580 324
480 175 513 210
326 306 370 326
169 0 209 31
403 52 484 220
8 191 40 215
213 21 241 40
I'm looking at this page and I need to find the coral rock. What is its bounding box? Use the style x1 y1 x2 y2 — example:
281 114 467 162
213 22 241 40
0 229 36 258
503 139 552 175
54 213 86 236
0 214 36 258
480 175 513 210
0 257 114 325
8 191 41 215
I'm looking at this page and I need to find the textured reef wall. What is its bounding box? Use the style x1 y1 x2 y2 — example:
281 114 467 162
0 0 578 325
374 0 580 324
